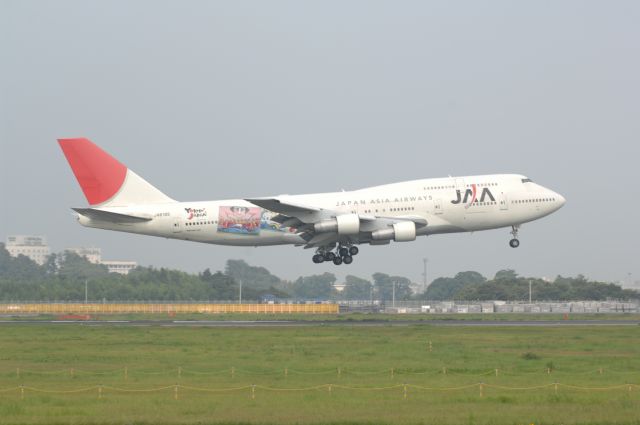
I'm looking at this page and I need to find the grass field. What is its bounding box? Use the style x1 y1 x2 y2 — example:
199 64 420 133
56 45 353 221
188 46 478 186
0 322 639 424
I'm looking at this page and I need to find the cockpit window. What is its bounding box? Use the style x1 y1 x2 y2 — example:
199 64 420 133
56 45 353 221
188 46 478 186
521 178 533 183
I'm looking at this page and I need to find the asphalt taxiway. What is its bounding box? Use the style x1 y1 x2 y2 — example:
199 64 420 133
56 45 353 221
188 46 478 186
0 320 637 327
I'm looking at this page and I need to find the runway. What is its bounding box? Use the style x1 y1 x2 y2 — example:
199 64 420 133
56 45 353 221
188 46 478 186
0 319 638 327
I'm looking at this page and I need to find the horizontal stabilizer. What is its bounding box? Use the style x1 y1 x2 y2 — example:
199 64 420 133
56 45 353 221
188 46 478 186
73 208 153 223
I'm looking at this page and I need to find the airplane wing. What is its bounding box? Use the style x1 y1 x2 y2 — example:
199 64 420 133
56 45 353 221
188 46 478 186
244 197 321 215
245 197 427 249
73 208 153 223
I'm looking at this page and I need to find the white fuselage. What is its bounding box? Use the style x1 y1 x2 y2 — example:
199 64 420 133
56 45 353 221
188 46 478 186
78 174 565 247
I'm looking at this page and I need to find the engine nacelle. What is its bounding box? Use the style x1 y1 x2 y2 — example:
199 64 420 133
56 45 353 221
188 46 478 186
371 221 416 242
314 213 360 235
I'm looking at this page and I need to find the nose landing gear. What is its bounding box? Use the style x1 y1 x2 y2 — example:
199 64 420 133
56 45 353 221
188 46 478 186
509 225 520 248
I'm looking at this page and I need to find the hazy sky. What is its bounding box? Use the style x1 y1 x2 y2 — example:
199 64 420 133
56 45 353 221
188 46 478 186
2 1 639 285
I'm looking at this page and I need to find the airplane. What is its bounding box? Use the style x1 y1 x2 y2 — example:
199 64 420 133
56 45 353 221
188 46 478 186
58 138 566 265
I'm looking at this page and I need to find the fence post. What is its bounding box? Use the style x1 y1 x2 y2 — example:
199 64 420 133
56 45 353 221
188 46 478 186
231 367 235 379
547 367 551 375
429 340 432 352
443 367 447 375
403 383 407 400
495 368 498 377
554 383 558 395
178 367 182 379
98 385 103 399
338 367 341 378
328 384 332 395
251 384 256 400
20 386 24 400
16 367 20 379
174 385 178 400
599 367 603 375
391 368 394 379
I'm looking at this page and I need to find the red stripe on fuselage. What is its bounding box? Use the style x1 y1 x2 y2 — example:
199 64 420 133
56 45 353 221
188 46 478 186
58 138 127 206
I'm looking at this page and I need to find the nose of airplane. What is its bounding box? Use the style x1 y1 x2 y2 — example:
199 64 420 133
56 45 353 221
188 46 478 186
555 192 566 208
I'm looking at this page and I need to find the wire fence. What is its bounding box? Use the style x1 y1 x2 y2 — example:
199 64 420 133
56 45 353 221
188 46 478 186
6 366 640 379
0 382 637 400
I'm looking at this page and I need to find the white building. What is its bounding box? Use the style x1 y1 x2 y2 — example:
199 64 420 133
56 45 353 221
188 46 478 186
101 261 138 275
64 247 137 274
333 283 346 292
65 247 102 264
5 235 50 265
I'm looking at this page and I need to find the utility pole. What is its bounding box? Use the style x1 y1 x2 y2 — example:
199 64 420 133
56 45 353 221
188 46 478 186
370 285 374 313
392 281 396 308
239 279 242 304
528 280 532 304
422 258 428 292
84 279 88 304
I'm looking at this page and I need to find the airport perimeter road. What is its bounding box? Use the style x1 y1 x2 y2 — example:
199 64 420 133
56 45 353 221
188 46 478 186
0 319 638 327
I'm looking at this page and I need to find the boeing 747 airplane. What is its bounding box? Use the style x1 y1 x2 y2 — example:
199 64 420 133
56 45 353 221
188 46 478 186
59 138 565 265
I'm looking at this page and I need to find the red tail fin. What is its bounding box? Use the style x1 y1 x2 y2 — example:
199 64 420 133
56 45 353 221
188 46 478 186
58 138 127 206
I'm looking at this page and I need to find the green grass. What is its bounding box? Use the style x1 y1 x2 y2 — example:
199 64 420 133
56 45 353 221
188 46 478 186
0 324 638 424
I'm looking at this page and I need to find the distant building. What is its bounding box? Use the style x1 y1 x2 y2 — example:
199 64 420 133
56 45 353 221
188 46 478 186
64 247 137 275
101 260 138 275
5 235 50 265
333 283 346 292
65 247 102 264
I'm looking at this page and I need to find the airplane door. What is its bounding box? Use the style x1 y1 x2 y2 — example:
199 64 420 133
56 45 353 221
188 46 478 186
499 193 509 211
434 199 443 215
172 217 182 233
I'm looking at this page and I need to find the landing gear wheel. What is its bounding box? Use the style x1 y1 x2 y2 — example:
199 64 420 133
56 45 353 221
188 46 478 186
312 254 324 263
324 252 336 261
339 247 349 257
343 255 353 264
509 225 520 248
333 256 343 265
349 246 359 256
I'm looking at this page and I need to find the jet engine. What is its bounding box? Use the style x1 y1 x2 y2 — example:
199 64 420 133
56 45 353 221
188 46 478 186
371 221 416 242
314 213 360 235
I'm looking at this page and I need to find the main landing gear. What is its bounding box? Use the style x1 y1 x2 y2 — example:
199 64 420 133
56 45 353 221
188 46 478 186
312 245 359 265
509 225 520 248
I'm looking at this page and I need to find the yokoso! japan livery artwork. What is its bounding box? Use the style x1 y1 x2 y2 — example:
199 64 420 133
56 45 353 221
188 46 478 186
217 206 261 235
216 207 294 235
58 138 565 266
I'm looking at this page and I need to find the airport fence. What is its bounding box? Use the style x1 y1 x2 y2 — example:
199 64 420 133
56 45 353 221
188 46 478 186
0 382 638 400
0 302 339 315
6 365 640 379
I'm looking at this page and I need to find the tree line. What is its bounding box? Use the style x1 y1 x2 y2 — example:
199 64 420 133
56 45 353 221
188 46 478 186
0 244 636 302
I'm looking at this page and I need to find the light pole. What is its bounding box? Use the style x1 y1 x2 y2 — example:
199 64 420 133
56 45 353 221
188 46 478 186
422 258 428 292
370 285 374 313
239 279 242 304
528 280 532 304
84 279 88 304
392 280 396 308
